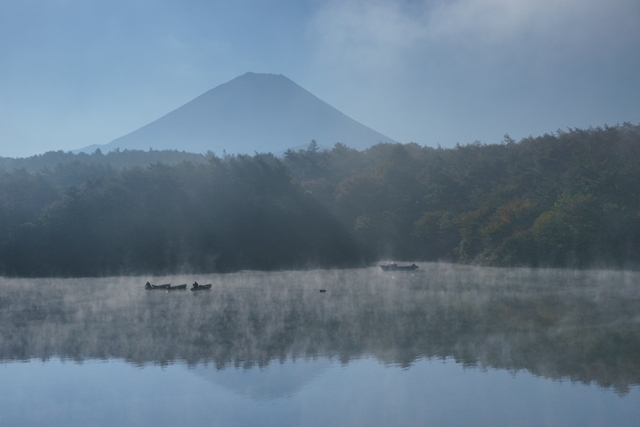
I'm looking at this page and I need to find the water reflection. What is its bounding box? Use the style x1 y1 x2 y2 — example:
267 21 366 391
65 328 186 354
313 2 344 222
191 358 332 401
1 264 639 394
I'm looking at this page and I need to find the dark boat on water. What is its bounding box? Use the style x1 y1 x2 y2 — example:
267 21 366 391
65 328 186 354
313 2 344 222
191 282 212 291
379 263 419 271
144 282 171 290
167 284 187 290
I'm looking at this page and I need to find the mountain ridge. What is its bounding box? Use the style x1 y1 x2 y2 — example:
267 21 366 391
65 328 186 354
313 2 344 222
77 72 395 155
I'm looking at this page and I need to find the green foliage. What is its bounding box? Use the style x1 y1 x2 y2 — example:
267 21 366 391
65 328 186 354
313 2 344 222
1 123 640 275
0 148 210 173
0 155 368 276
282 122 640 268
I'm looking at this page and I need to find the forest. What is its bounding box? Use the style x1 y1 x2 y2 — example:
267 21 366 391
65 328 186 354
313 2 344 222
1 122 639 276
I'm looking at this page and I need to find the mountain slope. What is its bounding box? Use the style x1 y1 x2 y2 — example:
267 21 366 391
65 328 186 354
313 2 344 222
81 73 394 154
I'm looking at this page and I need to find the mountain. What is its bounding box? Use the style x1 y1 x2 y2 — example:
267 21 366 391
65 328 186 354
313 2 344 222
79 73 395 155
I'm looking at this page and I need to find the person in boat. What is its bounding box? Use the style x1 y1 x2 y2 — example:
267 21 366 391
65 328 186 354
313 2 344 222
191 281 212 290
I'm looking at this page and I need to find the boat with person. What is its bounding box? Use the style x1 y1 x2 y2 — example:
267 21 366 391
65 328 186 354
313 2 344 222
144 282 171 290
191 282 212 291
379 263 419 271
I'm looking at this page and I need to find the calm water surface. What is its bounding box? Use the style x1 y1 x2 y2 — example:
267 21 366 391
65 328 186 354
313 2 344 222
1 264 639 426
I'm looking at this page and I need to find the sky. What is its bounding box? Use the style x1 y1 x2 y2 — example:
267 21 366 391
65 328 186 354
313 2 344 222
1 0 639 158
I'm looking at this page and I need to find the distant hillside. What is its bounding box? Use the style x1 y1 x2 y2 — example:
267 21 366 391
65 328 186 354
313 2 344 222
282 123 640 268
3 123 640 274
78 73 394 155
0 149 209 174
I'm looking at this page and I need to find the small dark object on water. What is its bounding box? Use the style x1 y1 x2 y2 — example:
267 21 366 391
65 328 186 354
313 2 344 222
191 282 212 291
379 263 419 271
319 289 326 293
167 284 187 291
145 282 171 290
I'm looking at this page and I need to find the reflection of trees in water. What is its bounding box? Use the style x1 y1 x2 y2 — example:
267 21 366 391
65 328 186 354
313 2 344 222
1 265 639 393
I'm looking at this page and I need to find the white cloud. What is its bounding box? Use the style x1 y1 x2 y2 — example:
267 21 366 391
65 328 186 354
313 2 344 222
311 0 640 69
310 0 429 72
306 0 640 147
428 0 640 54
428 0 560 42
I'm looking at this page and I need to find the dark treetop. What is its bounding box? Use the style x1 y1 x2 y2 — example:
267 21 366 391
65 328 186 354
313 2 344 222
1 122 640 275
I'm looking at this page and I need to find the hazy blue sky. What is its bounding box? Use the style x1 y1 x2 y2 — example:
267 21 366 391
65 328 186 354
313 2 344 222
1 0 639 157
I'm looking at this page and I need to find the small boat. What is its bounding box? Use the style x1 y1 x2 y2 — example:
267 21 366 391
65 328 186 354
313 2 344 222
145 282 171 290
379 263 419 271
191 282 212 291
167 284 187 290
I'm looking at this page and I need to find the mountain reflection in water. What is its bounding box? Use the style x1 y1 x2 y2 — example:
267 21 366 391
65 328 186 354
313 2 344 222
191 358 333 401
1 264 639 394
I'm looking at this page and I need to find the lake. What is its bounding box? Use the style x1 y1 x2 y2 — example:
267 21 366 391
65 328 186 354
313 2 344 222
1 264 639 426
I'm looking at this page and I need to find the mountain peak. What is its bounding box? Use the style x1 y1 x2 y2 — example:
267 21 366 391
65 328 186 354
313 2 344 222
79 73 394 155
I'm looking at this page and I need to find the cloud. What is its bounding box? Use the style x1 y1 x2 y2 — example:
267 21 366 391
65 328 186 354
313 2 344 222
306 0 640 147
311 0 640 70
428 0 567 42
310 0 428 72
429 0 640 57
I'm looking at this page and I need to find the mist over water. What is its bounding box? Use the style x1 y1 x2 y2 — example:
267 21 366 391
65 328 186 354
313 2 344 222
2 264 640 426
2 264 639 393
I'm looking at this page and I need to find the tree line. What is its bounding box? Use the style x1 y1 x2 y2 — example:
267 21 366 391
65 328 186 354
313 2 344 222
0 155 367 276
283 123 640 268
1 122 639 275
